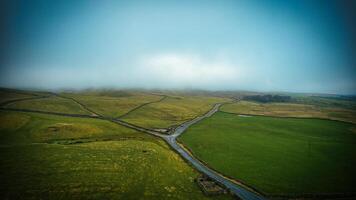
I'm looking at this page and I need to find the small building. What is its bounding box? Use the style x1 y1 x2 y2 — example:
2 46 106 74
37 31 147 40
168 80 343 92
196 175 226 196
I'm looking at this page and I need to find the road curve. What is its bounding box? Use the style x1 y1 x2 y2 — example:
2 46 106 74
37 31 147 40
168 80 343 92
161 104 266 200
1 95 265 199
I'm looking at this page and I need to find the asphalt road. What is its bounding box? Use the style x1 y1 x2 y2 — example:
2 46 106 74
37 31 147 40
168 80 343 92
162 104 266 200
111 103 265 199
1 96 266 200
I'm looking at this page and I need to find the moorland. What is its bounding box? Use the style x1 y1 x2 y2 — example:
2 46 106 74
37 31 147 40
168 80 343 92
0 88 355 199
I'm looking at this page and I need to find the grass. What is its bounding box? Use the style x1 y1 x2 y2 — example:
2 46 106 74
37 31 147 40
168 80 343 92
179 112 356 195
0 90 37 105
62 91 162 118
221 100 356 123
121 95 229 129
5 95 92 115
294 95 356 110
0 142 219 200
0 111 232 200
0 111 144 144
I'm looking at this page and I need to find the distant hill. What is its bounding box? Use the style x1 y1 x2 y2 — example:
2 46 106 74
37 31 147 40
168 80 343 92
243 94 291 103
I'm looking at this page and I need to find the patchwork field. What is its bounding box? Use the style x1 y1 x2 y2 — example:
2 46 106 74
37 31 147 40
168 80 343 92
5 95 92 115
0 89 38 105
121 95 229 129
0 111 144 144
1 88 355 199
179 112 356 195
221 100 356 123
0 111 231 200
294 95 356 110
62 91 162 118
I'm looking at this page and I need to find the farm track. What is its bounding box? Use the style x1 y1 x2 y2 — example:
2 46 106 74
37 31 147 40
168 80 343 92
0 107 99 119
0 95 265 200
54 94 101 116
116 95 168 119
0 95 52 107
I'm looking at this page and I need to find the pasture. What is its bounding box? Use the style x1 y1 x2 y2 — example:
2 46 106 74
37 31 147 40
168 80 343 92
0 111 231 200
221 100 356 123
179 112 356 195
1 87 355 198
294 95 356 110
62 91 162 118
0 89 38 105
5 95 91 115
0 111 144 144
121 95 228 129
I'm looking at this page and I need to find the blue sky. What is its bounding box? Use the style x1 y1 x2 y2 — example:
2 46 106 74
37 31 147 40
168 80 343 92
1 0 355 94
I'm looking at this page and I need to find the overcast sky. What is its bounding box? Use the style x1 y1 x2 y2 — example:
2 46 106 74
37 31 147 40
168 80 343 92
1 0 355 94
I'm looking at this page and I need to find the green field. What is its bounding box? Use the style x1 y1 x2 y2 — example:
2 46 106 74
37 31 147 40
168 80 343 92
0 89 38 105
0 111 231 199
62 91 162 118
222 100 356 124
0 111 143 144
1 88 355 198
5 95 91 115
121 95 228 129
179 112 356 195
294 95 356 110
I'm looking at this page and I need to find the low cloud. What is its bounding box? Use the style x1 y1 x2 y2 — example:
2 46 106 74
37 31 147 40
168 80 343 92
137 53 241 89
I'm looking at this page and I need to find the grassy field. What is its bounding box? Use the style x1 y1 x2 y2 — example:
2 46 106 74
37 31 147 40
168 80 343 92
0 111 232 199
0 89 38 105
179 112 356 195
294 95 356 110
5 95 92 115
121 95 229 129
3 87 354 198
0 111 144 144
62 91 162 118
221 100 356 123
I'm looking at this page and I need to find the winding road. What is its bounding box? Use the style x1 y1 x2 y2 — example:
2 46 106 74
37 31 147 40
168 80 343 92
161 104 266 200
0 95 266 200
114 103 265 200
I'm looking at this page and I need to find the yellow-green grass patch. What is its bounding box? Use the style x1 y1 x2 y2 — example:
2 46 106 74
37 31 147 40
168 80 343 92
0 90 37 104
122 96 229 129
0 111 148 144
0 111 232 199
5 96 91 115
62 92 162 118
0 140 232 199
221 100 356 123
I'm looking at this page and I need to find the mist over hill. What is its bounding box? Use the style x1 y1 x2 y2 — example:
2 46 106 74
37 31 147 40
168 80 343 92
1 0 355 94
